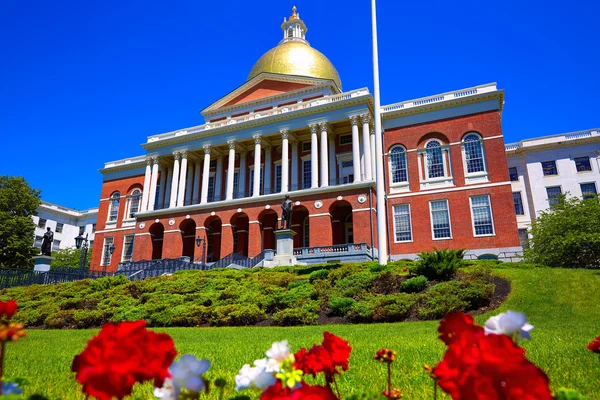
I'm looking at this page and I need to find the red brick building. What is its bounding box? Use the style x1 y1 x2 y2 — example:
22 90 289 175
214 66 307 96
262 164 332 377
91 8 520 271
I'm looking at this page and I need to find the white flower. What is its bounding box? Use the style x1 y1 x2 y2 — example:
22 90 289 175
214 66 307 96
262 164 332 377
153 378 175 400
484 310 534 340
266 340 291 362
235 358 276 391
167 354 211 398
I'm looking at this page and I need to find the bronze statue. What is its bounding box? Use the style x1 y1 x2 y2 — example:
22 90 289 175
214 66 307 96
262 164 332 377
40 227 53 256
280 195 293 230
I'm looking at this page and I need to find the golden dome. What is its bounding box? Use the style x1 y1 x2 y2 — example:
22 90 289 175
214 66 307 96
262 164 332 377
247 37 342 89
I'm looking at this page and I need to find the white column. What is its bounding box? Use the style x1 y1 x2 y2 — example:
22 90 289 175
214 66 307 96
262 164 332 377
370 126 376 181
215 156 223 201
169 152 181 208
147 157 159 211
200 146 211 204
176 150 188 207
226 140 236 200
239 150 247 197
157 164 167 209
361 114 373 180
141 158 152 212
319 122 329 187
281 130 289 193
193 161 201 204
164 166 172 207
350 116 361 182
184 161 194 206
310 124 319 188
290 139 299 190
328 133 336 185
253 135 262 197
264 144 272 194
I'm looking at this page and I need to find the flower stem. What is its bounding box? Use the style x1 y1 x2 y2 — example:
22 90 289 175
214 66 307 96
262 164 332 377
433 379 437 400
387 362 392 398
332 375 342 399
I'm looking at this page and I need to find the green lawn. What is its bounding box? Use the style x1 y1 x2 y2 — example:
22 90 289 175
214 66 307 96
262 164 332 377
5 266 600 399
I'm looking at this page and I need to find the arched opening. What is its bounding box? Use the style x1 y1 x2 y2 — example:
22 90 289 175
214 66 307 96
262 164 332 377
230 213 249 256
291 205 309 248
478 254 498 260
149 223 164 260
180 219 196 260
204 216 222 262
258 209 278 250
330 200 353 245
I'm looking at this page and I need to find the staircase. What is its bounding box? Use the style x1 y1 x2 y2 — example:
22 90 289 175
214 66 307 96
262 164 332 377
209 250 269 270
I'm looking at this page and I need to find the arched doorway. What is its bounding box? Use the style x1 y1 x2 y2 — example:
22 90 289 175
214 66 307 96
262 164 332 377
149 223 164 260
204 216 222 262
258 209 278 250
291 205 309 248
330 200 353 245
230 213 249 256
180 219 196 260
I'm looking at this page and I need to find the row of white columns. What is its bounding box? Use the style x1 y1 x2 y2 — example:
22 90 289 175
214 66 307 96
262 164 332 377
139 113 375 212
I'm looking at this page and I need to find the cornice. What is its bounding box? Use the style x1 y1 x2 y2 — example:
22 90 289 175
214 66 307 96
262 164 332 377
505 129 600 155
99 155 147 175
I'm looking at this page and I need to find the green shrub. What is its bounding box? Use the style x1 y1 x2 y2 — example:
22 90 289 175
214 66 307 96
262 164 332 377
44 310 76 328
373 293 416 322
371 272 403 294
401 275 428 293
335 271 376 297
347 296 378 322
287 279 308 289
279 284 317 308
73 310 106 328
210 304 266 326
272 307 318 326
417 279 494 320
328 297 356 316
410 249 465 280
170 304 211 326
109 307 145 323
89 275 128 291
309 269 329 283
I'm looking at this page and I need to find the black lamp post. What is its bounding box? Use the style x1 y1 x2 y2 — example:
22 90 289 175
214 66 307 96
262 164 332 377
74 233 89 269
195 235 205 264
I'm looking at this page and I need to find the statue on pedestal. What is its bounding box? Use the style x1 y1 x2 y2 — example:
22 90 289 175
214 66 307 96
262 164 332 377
40 227 53 256
280 195 293 230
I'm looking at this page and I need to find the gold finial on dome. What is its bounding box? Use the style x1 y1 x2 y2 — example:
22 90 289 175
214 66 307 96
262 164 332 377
290 6 298 20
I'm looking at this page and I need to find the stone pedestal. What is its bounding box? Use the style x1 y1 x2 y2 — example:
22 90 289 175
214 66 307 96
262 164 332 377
263 229 306 268
33 255 54 272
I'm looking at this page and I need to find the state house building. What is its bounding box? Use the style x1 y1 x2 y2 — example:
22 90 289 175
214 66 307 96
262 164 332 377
91 8 521 271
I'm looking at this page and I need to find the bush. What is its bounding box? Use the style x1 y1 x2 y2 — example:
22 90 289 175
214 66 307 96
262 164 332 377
211 304 266 326
410 249 465 280
372 293 416 322
417 279 495 319
525 195 600 268
328 297 356 316
309 269 329 283
272 307 319 326
401 275 428 293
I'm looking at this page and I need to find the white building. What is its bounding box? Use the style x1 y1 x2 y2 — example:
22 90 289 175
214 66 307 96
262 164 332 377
506 128 600 246
32 201 98 252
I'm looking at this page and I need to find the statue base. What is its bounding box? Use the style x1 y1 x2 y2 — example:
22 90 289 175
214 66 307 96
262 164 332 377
33 255 54 272
262 229 306 268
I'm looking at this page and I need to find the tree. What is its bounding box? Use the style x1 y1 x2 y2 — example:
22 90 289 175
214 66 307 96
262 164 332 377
525 194 600 269
0 176 41 269
51 247 92 269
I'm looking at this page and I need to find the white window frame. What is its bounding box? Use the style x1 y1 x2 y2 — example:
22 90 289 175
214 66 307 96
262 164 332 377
512 192 525 216
546 186 562 209
388 145 410 193
429 199 452 240
392 204 413 243
335 152 355 184
461 133 489 183
38 218 47 229
339 134 352 145
573 155 593 173
469 195 496 237
541 160 558 176
125 189 142 220
580 182 597 198
419 140 454 189
101 237 114 266
55 222 64 233
301 141 311 152
121 235 134 262
274 161 282 193
107 192 120 223
301 155 311 189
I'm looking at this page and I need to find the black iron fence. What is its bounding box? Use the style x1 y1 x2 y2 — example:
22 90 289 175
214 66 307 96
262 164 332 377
0 267 108 290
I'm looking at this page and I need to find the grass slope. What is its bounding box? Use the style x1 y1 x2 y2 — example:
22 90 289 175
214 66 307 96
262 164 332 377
5 266 600 399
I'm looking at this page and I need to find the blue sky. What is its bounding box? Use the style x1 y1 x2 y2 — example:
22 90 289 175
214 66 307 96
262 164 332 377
1 0 598 210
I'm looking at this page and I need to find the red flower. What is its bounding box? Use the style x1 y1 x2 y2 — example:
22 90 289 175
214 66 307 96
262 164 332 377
322 331 351 371
0 300 18 321
294 332 351 381
588 336 600 353
71 320 176 400
433 312 552 400
261 381 336 400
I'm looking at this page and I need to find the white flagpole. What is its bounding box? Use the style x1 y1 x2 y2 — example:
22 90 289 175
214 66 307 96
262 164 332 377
371 0 388 265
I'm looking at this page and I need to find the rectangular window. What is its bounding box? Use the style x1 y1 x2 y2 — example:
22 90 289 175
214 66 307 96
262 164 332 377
275 164 282 193
34 236 43 248
393 204 412 242
101 237 114 266
470 195 495 236
89 240 94 249
233 171 240 197
546 186 562 209
79 226 85 236
52 240 61 252
430 200 451 239
302 160 311 189
509 167 518 181
249 167 263 196
92 223 96 233
122 235 134 262
575 156 592 172
55 223 64 233
513 192 524 215
581 183 597 199
542 161 558 176
302 142 311 152
339 134 352 145
209 159 217 169
207 176 215 201
518 229 529 248
38 218 47 229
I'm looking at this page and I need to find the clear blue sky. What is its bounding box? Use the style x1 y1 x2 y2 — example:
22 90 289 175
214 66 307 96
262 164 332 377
1 0 598 210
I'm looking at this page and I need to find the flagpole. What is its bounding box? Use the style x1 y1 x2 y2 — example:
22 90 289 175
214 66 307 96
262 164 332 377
371 0 388 265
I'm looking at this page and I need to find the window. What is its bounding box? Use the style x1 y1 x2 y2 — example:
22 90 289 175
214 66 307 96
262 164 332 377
101 237 114 266
463 134 485 173
249 167 263 196
513 192 524 215
303 218 310 247
339 134 352 145
34 236 43 248
108 192 120 222
233 171 240 196
92 223 96 233
581 183 597 199
38 218 47 229
393 204 412 242
207 176 215 201
546 186 562 209
89 240 94 249
575 156 592 172
470 195 495 236
122 235 134 262
79 226 85 236
430 200 451 239
52 240 60 252
302 142 311 152
509 167 519 181
389 146 408 184
55 223 64 233
128 189 141 218
426 141 445 179
209 159 217 169
518 229 529 249
542 161 557 176
302 159 311 189
275 164 282 193
287 27 293 38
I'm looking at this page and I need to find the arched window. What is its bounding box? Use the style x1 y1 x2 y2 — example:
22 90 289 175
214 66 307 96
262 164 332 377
426 141 444 178
108 192 120 222
389 146 408 183
287 27 294 38
303 217 310 247
128 189 141 219
463 133 486 174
